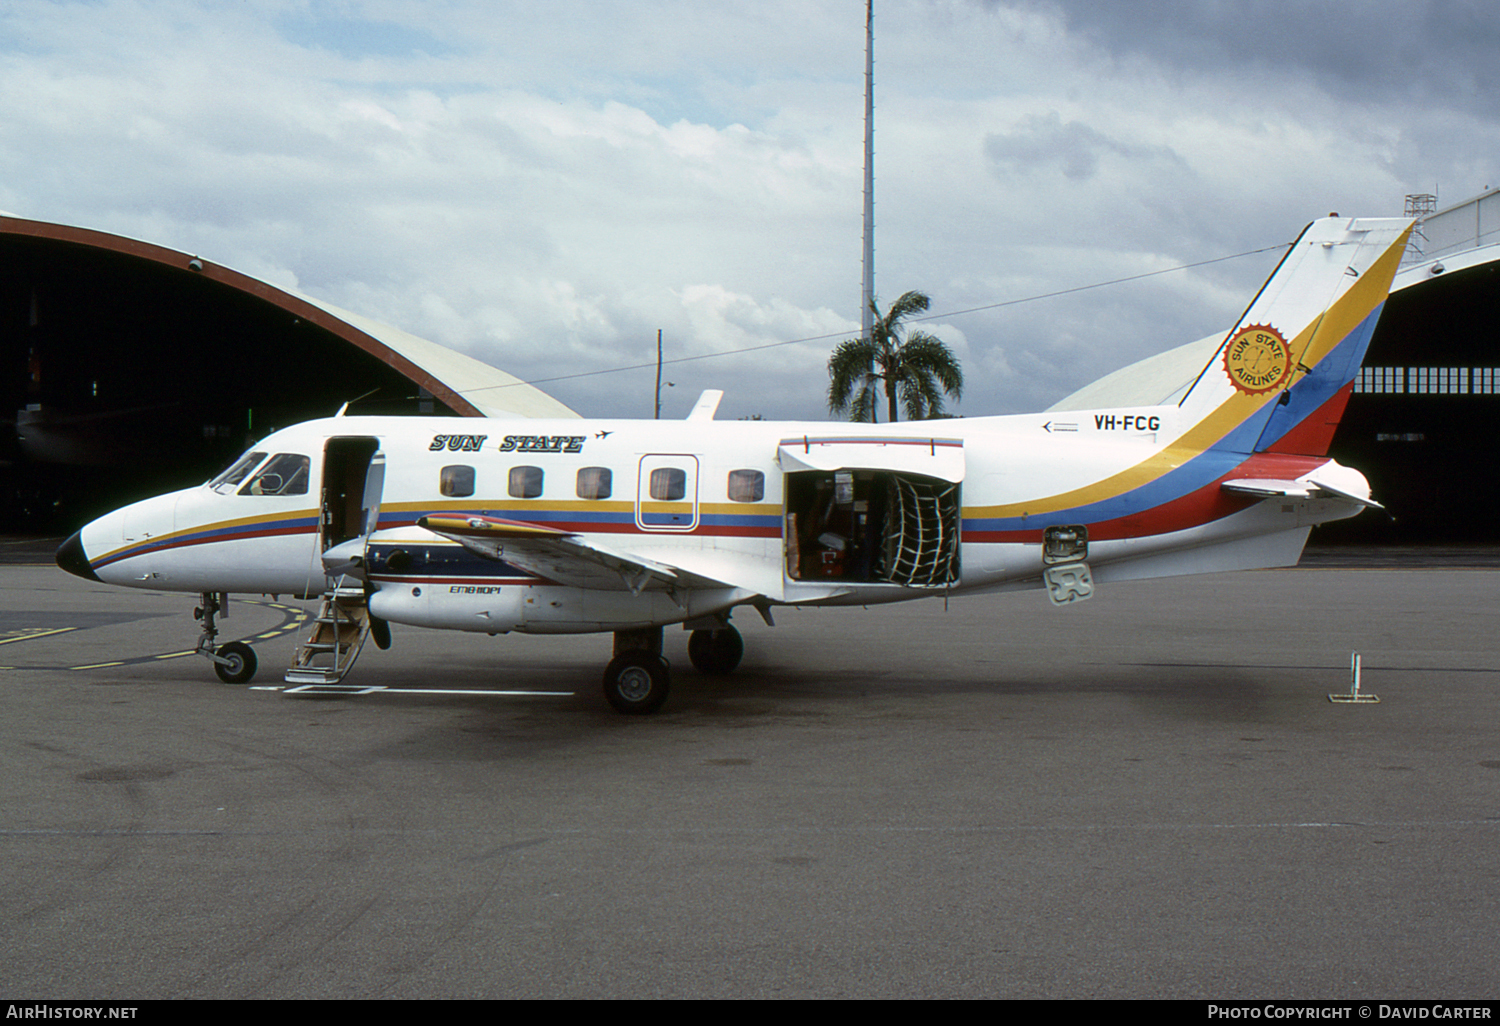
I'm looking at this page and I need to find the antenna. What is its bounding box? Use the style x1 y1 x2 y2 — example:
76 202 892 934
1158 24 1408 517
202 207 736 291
335 388 380 416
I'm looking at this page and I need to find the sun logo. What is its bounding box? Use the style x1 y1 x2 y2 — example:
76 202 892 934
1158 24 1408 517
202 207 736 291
1222 323 1293 395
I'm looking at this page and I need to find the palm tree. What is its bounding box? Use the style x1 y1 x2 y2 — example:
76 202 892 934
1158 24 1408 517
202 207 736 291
827 290 963 422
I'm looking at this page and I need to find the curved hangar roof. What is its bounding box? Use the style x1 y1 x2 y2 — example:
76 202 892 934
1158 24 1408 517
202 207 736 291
0 213 577 421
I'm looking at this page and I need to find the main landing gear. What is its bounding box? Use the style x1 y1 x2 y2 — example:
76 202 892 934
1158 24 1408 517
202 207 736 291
603 627 671 715
687 626 744 676
601 624 745 715
194 592 258 685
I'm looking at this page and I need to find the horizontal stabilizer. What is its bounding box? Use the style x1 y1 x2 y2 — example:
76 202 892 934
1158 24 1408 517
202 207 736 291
1220 478 1318 499
1221 468 1383 509
1305 475 1384 510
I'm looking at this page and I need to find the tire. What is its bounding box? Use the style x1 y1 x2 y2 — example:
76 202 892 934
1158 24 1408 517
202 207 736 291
602 650 670 715
688 626 744 675
214 641 257 685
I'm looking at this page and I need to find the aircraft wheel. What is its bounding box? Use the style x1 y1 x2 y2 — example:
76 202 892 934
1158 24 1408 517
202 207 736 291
602 650 670 715
214 641 257 685
688 626 744 675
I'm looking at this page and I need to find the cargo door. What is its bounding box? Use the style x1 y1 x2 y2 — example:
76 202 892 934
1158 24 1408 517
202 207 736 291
778 435 963 587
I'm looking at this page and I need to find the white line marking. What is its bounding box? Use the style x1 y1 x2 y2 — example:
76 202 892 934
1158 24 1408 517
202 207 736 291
256 683 574 698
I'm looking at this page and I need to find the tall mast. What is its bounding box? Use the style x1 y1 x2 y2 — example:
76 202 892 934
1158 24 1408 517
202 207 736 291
861 0 875 354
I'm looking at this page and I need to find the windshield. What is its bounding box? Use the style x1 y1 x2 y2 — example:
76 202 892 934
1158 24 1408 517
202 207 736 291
238 453 310 496
210 451 267 492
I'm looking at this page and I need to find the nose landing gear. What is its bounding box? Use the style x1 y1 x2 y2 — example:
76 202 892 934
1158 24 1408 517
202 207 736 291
194 592 259 684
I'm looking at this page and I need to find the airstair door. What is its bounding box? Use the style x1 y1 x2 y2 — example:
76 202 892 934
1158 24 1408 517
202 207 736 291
286 435 384 686
320 436 383 552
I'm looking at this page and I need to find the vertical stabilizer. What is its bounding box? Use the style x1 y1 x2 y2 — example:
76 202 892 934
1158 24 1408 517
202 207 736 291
1176 216 1412 457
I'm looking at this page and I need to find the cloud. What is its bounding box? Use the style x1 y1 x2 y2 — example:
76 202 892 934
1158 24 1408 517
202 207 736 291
985 111 1184 181
1 0 1494 422
1007 0 1500 115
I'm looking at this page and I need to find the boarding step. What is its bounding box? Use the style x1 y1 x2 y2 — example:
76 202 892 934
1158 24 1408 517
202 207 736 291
284 587 372 685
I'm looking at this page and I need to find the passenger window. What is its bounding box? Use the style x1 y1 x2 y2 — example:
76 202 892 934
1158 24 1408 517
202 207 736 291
727 469 764 503
576 467 612 500
212 451 266 492
649 467 686 501
239 453 310 496
440 465 475 498
509 466 543 498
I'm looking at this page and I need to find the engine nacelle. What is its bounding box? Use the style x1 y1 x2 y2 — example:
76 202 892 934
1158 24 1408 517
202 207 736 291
368 580 752 635
369 582 530 634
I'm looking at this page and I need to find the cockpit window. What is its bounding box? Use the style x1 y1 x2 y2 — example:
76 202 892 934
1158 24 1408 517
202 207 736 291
238 453 310 496
211 451 267 492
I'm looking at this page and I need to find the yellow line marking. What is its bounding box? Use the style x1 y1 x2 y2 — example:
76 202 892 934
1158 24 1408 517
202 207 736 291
0 628 78 646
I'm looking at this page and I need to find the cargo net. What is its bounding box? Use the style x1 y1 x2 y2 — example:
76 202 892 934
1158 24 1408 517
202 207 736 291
883 477 961 588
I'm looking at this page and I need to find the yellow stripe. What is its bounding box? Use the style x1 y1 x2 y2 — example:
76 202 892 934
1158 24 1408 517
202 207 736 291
92 506 319 565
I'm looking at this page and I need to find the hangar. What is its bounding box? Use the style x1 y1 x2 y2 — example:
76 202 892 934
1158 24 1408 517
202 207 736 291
0 214 575 530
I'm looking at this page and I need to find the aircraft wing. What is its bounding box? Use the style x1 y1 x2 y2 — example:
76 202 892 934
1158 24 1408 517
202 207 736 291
417 514 737 594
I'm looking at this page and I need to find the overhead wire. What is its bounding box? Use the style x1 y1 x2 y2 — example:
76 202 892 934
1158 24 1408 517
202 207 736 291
454 242 1291 396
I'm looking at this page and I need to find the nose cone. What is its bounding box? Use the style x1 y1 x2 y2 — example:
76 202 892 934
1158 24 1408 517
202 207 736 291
56 530 102 582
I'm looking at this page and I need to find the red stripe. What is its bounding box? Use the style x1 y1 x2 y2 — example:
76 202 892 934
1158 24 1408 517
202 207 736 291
1261 382 1354 456
965 453 1330 543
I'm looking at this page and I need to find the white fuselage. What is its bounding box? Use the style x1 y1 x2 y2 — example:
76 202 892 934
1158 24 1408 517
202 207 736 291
65 408 1364 635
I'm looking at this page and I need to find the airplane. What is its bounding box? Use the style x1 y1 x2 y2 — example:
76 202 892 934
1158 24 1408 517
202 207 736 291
56 215 1412 714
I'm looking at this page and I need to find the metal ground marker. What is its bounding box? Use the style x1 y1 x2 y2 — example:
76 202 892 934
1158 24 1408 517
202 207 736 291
1329 651 1379 703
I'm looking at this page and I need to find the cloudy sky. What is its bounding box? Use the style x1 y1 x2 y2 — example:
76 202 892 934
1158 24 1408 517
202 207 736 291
2 0 1495 421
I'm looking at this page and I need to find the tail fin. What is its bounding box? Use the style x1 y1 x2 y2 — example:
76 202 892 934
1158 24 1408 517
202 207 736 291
1177 216 1412 457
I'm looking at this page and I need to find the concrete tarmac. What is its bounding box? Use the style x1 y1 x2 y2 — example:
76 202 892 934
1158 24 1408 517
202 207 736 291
2 563 1498 999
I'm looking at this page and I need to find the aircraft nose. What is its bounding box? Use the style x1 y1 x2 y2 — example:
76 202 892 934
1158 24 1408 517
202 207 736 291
56 530 101 582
